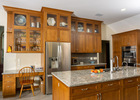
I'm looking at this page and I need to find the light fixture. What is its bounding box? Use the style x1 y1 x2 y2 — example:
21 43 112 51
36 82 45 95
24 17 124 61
121 8 126 12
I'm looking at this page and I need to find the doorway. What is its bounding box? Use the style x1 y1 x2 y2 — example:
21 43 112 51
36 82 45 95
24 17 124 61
99 40 110 68
0 26 4 91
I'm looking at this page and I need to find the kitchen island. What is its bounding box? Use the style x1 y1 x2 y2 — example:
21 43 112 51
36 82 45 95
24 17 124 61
52 67 140 100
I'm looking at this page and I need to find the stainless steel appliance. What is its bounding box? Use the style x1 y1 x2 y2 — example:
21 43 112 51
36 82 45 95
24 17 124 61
122 46 136 66
45 42 71 94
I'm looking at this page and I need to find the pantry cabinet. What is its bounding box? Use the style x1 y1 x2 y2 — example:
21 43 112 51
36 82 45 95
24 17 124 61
42 7 73 43
4 6 42 53
71 17 102 53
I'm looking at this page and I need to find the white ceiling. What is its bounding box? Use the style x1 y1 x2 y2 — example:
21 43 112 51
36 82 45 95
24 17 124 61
0 0 140 24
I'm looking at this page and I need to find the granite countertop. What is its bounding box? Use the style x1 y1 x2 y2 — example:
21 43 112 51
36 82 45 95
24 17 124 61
71 63 106 67
2 69 43 75
52 66 140 87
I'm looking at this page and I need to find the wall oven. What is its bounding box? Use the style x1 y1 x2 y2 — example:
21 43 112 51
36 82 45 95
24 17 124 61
122 46 136 66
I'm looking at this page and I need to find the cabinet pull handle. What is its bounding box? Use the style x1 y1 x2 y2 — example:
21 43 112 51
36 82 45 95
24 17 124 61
81 88 88 91
7 76 12 77
128 80 133 83
7 81 11 83
7 86 11 88
99 93 102 100
108 83 113 86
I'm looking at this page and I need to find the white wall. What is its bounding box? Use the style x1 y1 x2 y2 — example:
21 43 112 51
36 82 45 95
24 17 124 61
101 23 116 58
108 14 140 33
0 8 42 71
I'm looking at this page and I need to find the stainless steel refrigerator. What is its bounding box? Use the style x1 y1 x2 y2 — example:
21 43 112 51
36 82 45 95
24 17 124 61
45 42 71 94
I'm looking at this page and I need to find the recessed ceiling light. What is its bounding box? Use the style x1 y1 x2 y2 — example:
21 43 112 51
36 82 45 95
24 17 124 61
121 8 126 12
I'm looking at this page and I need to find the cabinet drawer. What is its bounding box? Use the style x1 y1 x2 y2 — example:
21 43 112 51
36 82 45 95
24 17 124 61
101 80 121 90
3 85 16 97
3 74 15 82
71 84 101 96
124 77 138 86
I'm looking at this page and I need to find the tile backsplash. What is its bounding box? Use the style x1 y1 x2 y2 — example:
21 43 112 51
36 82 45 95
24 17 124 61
71 53 97 64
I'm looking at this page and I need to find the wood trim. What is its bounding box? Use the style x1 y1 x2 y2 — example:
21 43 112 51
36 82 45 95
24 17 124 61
3 6 41 15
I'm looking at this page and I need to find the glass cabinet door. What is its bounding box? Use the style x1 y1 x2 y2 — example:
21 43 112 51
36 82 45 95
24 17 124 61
78 22 84 32
95 24 100 33
29 30 41 51
14 14 26 26
71 21 76 31
86 23 93 33
47 14 57 26
60 16 68 27
14 29 26 51
30 16 41 28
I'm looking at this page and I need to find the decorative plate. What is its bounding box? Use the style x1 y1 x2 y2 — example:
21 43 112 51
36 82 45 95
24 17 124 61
47 17 56 26
15 14 26 26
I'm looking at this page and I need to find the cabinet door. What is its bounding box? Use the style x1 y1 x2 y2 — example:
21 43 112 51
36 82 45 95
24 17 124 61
71 21 76 53
59 29 71 42
71 31 76 52
72 94 98 100
112 35 121 53
94 35 101 53
124 86 138 100
46 28 58 42
101 89 121 100
129 32 136 46
29 30 41 52
76 33 86 53
86 34 94 53
14 29 27 52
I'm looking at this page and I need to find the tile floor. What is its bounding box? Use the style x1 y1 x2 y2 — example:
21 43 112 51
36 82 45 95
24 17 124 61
0 89 52 100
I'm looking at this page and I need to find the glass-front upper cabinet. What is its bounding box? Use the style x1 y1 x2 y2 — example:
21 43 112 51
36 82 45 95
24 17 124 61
29 30 41 51
86 23 93 33
71 21 76 32
78 22 84 32
14 29 26 51
47 14 57 26
30 16 41 28
14 14 27 26
94 24 100 34
60 16 68 27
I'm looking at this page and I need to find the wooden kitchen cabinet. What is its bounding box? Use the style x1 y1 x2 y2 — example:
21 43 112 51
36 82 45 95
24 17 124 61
46 28 58 42
94 34 101 53
76 33 86 53
71 93 98 100
42 7 73 43
3 74 16 97
112 30 140 66
124 86 138 100
71 17 102 53
86 34 94 53
101 89 121 100
4 6 42 53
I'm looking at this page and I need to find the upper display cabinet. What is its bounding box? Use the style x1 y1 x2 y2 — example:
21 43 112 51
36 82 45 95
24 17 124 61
4 6 42 53
42 7 73 42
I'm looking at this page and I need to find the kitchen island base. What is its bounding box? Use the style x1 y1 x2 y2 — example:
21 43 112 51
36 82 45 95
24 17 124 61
53 76 140 100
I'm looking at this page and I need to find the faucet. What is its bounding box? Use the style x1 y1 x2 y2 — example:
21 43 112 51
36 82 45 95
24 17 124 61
110 56 119 73
122 61 128 66
114 56 119 70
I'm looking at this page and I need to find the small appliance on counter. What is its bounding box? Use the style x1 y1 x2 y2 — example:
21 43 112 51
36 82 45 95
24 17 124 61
72 57 79 65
